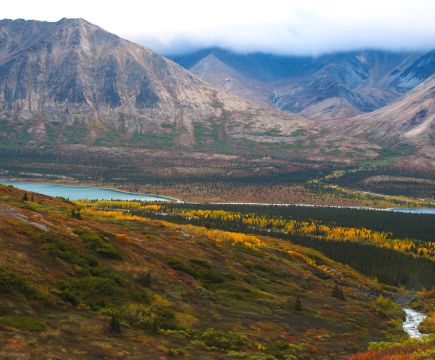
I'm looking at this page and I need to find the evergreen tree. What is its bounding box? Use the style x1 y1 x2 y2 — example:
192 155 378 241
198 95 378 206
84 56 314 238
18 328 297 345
108 314 121 335
137 271 152 287
294 296 302 312
332 285 346 300
70 209 81 219
22 192 28 201
151 314 159 334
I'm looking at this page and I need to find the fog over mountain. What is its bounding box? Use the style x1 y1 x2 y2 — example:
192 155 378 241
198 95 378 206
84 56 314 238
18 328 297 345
2 0 435 56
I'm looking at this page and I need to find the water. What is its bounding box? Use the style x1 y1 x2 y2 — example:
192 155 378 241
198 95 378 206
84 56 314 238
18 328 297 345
214 202 435 215
0 181 174 201
388 208 435 215
1 181 434 213
403 308 427 339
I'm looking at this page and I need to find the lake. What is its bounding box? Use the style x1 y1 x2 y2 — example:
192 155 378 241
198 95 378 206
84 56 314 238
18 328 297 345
217 202 435 215
0 182 174 201
388 208 435 215
1 181 435 213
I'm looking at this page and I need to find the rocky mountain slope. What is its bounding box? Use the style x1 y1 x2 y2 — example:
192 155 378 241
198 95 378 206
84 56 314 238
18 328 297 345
0 18 314 153
170 48 435 120
328 76 435 146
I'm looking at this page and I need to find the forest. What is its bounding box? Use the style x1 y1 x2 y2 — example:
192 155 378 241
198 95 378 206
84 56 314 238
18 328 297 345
78 201 435 290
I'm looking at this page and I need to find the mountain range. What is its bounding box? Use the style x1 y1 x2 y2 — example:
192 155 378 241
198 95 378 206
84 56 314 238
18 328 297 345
0 18 433 163
170 47 435 120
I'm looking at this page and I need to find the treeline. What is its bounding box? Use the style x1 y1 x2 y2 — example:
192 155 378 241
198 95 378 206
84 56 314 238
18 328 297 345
333 167 435 198
132 209 434 289
78 199 435 288
0 149 328 185
168 203 435 243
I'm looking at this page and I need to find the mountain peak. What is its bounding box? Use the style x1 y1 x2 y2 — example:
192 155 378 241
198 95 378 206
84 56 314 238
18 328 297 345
56 17 90 25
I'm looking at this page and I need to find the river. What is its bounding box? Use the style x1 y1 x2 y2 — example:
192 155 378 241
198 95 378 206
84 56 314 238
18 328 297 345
403 308 428 339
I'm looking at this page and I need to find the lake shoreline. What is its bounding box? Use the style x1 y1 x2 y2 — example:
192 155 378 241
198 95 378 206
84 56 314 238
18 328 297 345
1 178 434 214
0 180 179 202
207 202 435 215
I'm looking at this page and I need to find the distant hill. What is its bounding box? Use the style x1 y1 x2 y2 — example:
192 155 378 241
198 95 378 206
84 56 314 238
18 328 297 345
170 47 435 120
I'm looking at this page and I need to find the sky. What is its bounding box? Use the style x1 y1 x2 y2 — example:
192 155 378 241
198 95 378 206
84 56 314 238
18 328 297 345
2 0 435 55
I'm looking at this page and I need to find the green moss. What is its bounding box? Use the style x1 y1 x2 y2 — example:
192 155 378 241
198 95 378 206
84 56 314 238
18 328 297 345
165 256 225 283
59 275 126 310
193 119 229 153
75 230 122 260
165 256 198 277
114 305 177 332
127 132 174 149
63 126 88 144
373 296 403 317
266 341 310 359
94 131 122 147
199 328 249 351
199 269 225 284
190 258 212 269
0 314 47 331
136 272 152 287
154 307 178 330
40 232 85 265
0 266 38 299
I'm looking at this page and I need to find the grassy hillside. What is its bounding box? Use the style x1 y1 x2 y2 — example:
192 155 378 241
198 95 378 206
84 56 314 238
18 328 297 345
0 185 427 359
78 201 435 289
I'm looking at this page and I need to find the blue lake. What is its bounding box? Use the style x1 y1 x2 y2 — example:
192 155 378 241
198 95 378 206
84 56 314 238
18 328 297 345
387 208 435 215
0 182 174 201
1 181 434 214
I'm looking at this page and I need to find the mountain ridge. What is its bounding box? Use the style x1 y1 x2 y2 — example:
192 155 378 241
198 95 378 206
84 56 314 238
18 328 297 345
170 47 434 120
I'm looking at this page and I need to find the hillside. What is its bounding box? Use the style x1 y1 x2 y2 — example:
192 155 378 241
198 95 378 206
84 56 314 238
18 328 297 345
170 48 434 120
0 185 411 359
328 76 434 145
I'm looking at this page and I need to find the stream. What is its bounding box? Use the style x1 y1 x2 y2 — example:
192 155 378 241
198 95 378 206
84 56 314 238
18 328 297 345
403 308 427 339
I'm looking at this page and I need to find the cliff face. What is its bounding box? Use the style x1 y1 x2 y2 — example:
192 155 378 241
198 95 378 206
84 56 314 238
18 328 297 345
0 18 312 150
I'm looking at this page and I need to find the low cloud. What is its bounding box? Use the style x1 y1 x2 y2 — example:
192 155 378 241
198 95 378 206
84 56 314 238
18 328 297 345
3 0 435 55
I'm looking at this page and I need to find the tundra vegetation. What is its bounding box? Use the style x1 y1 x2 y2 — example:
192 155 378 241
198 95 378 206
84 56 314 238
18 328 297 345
0 184 433 359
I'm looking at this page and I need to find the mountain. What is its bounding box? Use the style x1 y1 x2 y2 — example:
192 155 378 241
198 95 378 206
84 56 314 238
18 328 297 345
170 48 435 120
0 18 432 165
188 54 271 106
0 18 313 153
328 76 435 146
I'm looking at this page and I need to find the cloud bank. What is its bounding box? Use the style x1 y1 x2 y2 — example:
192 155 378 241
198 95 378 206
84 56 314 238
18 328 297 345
3 0 435 55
